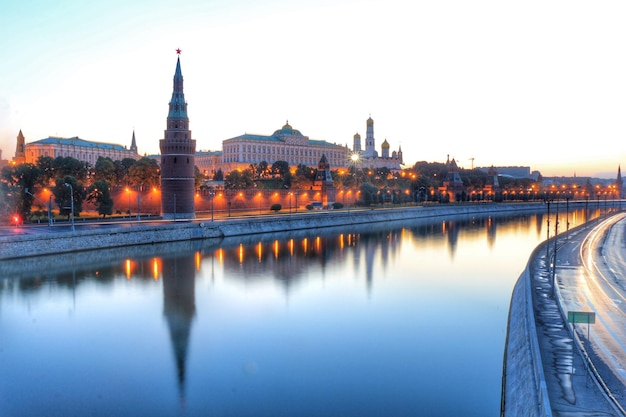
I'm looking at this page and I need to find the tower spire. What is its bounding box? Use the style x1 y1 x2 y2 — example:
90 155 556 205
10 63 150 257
159 52 196 219
14 130 26 164
168 56 187 120
130 130 137 154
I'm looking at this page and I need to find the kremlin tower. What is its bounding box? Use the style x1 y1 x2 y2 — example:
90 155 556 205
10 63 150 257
160 50 196 219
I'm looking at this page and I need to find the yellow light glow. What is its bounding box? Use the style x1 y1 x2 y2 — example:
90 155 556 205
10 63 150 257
152 258 160 280
195 251 202 270
125 259 132 279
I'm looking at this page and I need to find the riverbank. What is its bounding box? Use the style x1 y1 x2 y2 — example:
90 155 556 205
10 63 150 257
1 203 557 261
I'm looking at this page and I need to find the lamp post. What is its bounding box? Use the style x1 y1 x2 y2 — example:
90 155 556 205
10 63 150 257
24 188 52 228
64 183 75 232
126 187 131 218
210 190 215 222
136 193 141 221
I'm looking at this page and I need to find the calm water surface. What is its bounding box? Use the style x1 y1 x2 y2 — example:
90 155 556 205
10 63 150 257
0 209 595 417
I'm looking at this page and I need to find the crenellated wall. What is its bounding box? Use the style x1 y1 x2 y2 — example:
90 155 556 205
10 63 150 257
0 203 552 261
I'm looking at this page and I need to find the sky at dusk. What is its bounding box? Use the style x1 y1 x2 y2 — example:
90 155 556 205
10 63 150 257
1 0 625 178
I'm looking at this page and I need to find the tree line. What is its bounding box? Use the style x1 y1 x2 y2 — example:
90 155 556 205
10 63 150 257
1 155 160 222
3 154 561 224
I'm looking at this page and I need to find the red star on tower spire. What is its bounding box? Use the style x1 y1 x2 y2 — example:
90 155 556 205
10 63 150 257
176 48 182 55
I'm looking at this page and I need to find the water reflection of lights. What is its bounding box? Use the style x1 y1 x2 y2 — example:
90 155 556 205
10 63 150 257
152 258 161 280
125 259 133 279
195 252 202 271
117 215 566 283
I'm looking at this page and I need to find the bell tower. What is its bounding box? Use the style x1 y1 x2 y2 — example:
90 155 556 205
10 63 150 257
159 50 196 219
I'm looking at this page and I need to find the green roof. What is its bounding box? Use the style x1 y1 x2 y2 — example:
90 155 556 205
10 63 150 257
31 137 128 151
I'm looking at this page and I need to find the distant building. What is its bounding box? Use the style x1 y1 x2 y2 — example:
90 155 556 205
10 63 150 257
13 129 139 165
483 166 501 196
313 154 337 207
195 150 222 178
221 121 347 172
477 165 540 180
439 156 465 202
352 116 403 170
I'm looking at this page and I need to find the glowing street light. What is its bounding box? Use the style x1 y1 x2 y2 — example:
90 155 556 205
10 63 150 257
25 187 52 227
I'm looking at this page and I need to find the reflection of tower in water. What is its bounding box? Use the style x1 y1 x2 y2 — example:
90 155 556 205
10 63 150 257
162 253 197 403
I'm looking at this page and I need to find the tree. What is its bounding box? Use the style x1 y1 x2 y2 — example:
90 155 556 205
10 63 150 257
87 179 114 218
114 158 137 187
53 156 87 181
127 157 160 189
271 160 292 188
258 161 269 178
271 160 290 178
224 170 254 189
37 156 56 185
93 157 116 184
358 183 379 206
214 168 224 181
53 176 85 219
194 166 203 191
1 163 42 221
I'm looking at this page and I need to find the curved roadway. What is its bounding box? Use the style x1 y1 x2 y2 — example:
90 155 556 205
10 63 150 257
556 213 626 413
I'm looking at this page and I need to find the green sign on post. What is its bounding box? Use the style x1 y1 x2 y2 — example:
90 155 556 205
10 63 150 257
567 311 596 324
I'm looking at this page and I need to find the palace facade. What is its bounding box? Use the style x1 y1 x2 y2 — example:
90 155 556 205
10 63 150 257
13 130 140 165
220 121 348 172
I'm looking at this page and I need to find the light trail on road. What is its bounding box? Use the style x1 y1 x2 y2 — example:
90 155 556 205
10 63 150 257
563 213 626 405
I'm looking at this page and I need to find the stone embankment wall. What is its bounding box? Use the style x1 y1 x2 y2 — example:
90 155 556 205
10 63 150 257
501 245 551 417
0 203 551 261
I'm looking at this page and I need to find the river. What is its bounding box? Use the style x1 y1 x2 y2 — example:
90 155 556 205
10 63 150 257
0 208 601 417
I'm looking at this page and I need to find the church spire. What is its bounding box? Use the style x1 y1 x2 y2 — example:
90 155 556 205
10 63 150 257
130 130 137 154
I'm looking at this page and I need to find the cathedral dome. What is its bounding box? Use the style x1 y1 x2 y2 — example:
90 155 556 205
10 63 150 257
354 133 361 139
273 120 303 137
381 139 390 149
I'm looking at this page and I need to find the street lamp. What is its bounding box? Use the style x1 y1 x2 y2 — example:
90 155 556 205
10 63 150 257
210 190 215 222
25 188 52 227
64 183 75 232
125 187 131 217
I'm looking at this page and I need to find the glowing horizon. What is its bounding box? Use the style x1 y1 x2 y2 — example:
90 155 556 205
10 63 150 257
2 0 625 178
